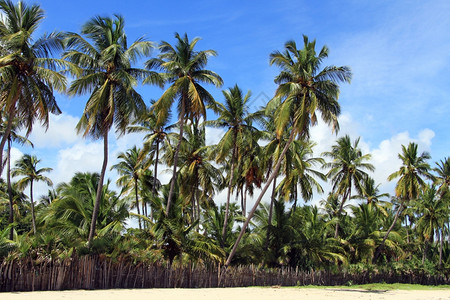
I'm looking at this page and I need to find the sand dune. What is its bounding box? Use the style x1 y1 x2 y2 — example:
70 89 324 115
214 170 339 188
2 287 450 300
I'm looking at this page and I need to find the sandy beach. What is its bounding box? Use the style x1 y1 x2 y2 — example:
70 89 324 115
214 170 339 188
1 287 450 300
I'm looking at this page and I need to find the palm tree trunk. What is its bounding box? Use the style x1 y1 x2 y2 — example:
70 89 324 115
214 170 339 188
265 176 277 250
221 142 237 246
0 106 16 177
422 240 428 264
292 184 298 213
243 186 247 217
152 139 160 222
30 180 36 234
7 137 14 240
88 131 108 247
335 185 351 238
439 228 443 267
166 103 185 215
135 179 142 230
225 129 296 267
373 200 404 263
406 216 410 244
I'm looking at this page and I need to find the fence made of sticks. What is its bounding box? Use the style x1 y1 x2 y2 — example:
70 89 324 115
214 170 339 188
1 255 449 292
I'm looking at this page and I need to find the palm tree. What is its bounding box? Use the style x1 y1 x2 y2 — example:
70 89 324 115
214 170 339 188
164 123 223 223
206 84 260 244
42 172 128 244
415 184 448 264
0 115 33 239
147 33 223 215
278 140 325 210
373 142 433 262
434 157 450 198
64 15 153 246
289 205 347 269
127 102 171 218
0 0 65 176
111 146 151 230
323 135 374 238
348 203 402 263
356 176 389 216
11 154 53 234
225 35 351 267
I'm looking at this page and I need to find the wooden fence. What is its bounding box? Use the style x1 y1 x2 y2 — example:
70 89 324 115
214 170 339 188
1 255 449 292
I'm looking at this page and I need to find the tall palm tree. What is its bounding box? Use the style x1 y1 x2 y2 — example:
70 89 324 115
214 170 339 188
127 102 171 217
373 142 433 262
206 84 260 244
323 135 374 238
225 36 351 266
64 15 153 246
111 146 150 230
147 33 223 215
164 123 223 222
0 115 33 239
11 154 52 234
225 35 351 267
0 0 65 176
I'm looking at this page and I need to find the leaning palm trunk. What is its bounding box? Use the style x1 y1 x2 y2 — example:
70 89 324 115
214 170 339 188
225 129 296 267
221 143 237 246
166 103 185 215
373 200 404 263
88 132 108 247
265 176 277 250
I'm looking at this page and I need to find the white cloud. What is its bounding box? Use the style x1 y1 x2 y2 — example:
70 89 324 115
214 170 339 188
27 113 81 148
52 141 104 185
308 113 435 205
205 126 226 146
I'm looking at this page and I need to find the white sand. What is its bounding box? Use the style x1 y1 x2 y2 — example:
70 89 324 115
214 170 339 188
1 287 450 300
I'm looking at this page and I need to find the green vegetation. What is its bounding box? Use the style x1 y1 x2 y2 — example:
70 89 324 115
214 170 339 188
296 283 450 290
0 0 449 287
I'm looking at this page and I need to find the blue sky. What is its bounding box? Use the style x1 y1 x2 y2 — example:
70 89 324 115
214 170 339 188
8 0 450 207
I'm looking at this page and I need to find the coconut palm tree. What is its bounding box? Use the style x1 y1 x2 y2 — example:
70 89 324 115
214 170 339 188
11 154 52 234
147 33 223 215
323 135 374 238
42 172 128 244
289 205 347 269
355 176 390 216
111 146 151 230
434 157 450 198
415 184 448 264
0 115 33 239
0 0 65 176
348 203 402 263
127 102 171 216
64 15 153 246
373 142 433 262
205 84 260 244
164 123 223 223
278 140 326 210
225 35 351 266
